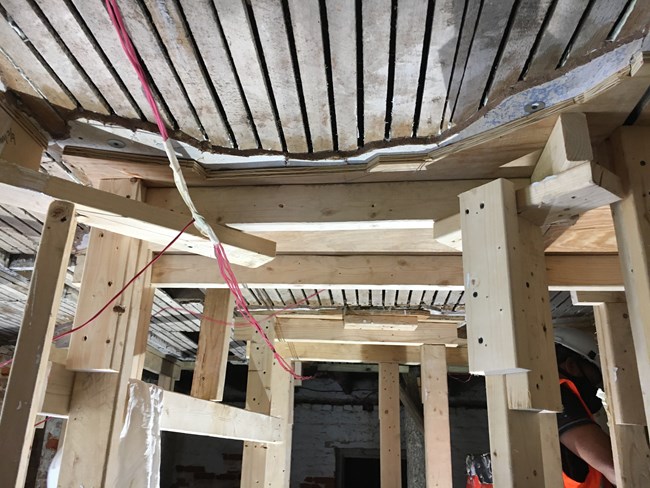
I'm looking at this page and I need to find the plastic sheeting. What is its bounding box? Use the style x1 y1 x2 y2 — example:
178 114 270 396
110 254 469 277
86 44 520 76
113 380 163 488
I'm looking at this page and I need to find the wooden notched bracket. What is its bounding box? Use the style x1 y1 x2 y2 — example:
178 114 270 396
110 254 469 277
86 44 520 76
0 160 276 267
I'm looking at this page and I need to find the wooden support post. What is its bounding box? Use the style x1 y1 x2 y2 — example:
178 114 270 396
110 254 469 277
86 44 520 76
58 180 151 487
240 319 275 488
420 345 452 487
583 296 650 486
191 289 235 401
131 283 155 380
485 376 563 488
379 362 401 488
0 200 75 488
610 126 650 425
460 179 560 411
265 358 295 487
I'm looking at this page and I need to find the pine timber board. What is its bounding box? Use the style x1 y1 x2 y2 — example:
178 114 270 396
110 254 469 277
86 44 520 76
0 201 75 488
160 389 282 443
234 316 460 346
0 161 275 267
151 253 624 291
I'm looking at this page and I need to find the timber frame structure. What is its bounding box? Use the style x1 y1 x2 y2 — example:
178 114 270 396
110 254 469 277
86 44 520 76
0 1 650 487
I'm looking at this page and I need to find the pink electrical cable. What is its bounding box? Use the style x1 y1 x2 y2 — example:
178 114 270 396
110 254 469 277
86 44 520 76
104 0 309 380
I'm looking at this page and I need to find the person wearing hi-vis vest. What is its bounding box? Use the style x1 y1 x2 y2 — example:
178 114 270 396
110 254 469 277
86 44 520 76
554 327 616 487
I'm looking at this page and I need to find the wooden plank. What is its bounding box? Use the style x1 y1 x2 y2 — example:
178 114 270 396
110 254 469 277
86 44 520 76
70 0 157 122
39 361 75 418
608 424 650 488
264 356 295 487
531 113 594 182
610 126 650 425
379 362 402 488
160 390 282 443
433 213 463 251
240 317 275 487
59 237 151 487
420 345 452 487
326 0 357 150
66 180 146 371
416 0 463 136
131 283 155 380
212 0 281 150
0 0 107 114
518 162 623 228
487 0 554 98
442 0 481 130
567 0 630 62
594 301 645 425
114 0 202 139
452 0 517 123
0 201 75 488
191 289 235 402
485 375 562 488
33 0 138 119
0 15 75 110
461 179 561 411
287 0 332 152
344 312 419 331
143 0 230 147
390 0 429 139
362 0 392 143
524 0 590 79
0 161 276 267
251 0 307 153
146 178 521 230
152 253 625 291
234 316 460 346
275 342 467 367
179 0 256 148
570 290 626 306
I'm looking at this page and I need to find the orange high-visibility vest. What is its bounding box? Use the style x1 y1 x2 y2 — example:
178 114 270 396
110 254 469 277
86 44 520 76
559 378 612 488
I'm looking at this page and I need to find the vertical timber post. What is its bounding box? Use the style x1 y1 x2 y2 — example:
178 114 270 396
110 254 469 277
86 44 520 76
610 126 650 425
460 179 562 487
420 344 452 487
241 317 275 487
58 179 151 487
379 362 401 488
0 200 75 488
191 289 235 401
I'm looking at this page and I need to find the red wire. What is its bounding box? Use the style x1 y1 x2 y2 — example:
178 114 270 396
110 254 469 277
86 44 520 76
0 219 196 370
104 0 308 380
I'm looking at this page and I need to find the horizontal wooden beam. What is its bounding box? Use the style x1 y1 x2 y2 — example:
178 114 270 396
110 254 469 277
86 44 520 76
152 254 624 291
0 161 275 267
271 343 468 367
517 162 622 228
160 390 282 443
145 179 529 231
234 316 461 346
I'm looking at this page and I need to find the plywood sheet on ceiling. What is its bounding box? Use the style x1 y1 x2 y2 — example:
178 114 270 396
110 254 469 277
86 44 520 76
0 0 644 157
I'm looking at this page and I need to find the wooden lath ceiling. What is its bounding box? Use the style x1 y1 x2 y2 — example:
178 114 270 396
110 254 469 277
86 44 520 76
0 0 646 158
